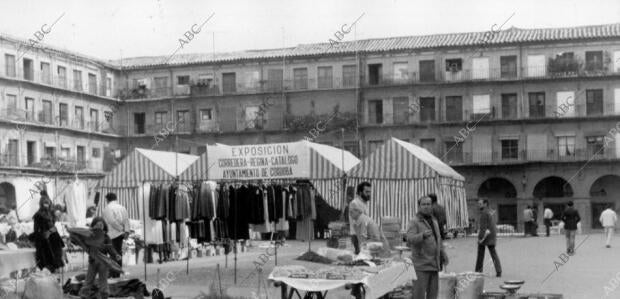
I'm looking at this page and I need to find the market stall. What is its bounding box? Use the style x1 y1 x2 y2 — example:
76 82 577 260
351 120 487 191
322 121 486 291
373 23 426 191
347 137 468 230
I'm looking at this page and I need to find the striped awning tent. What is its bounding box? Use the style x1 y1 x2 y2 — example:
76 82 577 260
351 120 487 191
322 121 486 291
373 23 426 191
178 141 359 210
97 148 198 219
347 137 468 230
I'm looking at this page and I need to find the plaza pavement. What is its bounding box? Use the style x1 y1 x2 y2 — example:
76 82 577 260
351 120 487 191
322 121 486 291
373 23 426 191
98 232 620 299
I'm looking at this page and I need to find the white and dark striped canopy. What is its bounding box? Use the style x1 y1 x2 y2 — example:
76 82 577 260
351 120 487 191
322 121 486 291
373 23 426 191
99 148 198 188
348 137 464 181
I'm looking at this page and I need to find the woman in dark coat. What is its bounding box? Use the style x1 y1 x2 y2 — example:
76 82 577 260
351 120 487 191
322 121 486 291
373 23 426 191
33 192 65 272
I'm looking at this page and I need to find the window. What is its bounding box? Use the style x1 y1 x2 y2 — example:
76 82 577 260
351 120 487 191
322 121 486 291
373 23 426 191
472 57 489 79
549 52 577 74
77 146 85 163
585 51 603 72
57 66 67 88
527 55 546 77
445 59 462 72
7 140 18 166
419 60 435 82
6 94 16 110
41 100 52 123
177 75 190 85
61 148 70 159
367 140 384 156
90 109 99 131
586 136 605 157
420 139 436 155
368 100 383 124
393 97 409 124
200 108 213 121
106 77 112 96
154 111 167 125
444 141 463 163
501 93 518 119
557 136 575 157
41 62 51 84
75 106 84 129
420 97 435 122
528 92 545 118
104 111 113 129
244 106 262 129
445 96 463 121
501 139 519 160
177 110 190 132
243 71 259 89
615 88 620 114
586 89 603 116
267 69 283 91
26 141 36 165
5 54 15 77
59 103 68 127
154 77 168 97
344 141 360 157
222 73 236 93
197 74 214 87
134 113 145 134
500 56 517 78
367 64 382 85
317 66 333 88
44 146 56 160
23 59 33 81
556 91 575 117
342 65 356 87
92 148 101 158
88 73 97 94
293 68 308 90
392 62 409 82
73 70 82 91
24 97 35 121
472 94 491 119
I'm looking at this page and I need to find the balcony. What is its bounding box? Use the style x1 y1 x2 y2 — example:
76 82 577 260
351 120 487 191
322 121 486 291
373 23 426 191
0 108 119 135
362 73 416 87
443 148 619 166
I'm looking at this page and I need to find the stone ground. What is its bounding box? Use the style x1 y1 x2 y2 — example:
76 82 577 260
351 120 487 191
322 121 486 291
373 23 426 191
66 231 620 299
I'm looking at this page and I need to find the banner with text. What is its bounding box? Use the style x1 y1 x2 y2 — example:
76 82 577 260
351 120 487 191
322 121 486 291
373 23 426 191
207 142 310 180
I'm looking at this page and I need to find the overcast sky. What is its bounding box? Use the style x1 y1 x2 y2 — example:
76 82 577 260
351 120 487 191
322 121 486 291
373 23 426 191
1 0 619 61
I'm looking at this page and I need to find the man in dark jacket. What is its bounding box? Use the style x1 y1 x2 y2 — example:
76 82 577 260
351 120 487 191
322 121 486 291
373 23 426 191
406 196 449 299
429 194 447 239
474 199 502 277
561 201 581 255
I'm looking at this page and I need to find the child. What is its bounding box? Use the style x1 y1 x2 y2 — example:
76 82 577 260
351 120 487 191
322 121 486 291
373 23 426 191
79 217 121 299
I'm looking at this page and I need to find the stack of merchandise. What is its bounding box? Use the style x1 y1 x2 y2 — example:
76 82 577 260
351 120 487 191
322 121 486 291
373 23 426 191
327 222 350 249
381 217 402 250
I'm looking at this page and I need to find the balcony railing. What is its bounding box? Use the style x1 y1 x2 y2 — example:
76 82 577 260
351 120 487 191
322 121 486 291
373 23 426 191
443 148 619 165
0 108 119 134
0 70 111 97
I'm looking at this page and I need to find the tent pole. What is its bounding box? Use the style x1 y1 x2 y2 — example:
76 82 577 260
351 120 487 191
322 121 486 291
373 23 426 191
341 128 346 221
142 180 147 282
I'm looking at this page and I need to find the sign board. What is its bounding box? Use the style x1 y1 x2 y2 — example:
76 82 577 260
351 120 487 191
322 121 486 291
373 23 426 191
207 142 310 180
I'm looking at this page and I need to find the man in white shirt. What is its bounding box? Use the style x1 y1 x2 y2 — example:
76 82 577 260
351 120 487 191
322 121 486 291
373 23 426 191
543 206 554 237
599 205 618 248
102 193 130 277
349 182 371 254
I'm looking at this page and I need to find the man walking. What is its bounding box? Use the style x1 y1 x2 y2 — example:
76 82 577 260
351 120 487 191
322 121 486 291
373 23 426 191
406 196 449 299
349 182 371 254
475 199 502 277
561 201 581 255
429 194 447 239
523 206 533 236
599 205 617 248
543 206 554 237
102 193 130 277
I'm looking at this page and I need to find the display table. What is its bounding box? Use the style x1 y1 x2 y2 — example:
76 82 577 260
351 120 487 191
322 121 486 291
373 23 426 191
0 249 36 278
269 261 416 299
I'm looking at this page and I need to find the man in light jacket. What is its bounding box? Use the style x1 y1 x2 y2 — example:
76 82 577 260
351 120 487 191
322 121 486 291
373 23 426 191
102 193 130 278
475 199 502 277
406 196 449 299
599 204 618 248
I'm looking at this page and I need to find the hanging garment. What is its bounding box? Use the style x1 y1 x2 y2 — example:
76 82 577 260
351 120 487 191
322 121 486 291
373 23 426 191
142 184 164 245
228 185 250 240
217 186 230 219
296 218 314 241
65 180 87 227
174 185 191 221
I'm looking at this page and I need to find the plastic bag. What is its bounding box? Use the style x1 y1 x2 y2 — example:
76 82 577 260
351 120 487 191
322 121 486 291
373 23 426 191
23 269 62 299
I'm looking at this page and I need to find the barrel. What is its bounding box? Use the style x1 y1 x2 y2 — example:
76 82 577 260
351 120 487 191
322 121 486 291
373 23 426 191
455 272 484 299
438 272 457 299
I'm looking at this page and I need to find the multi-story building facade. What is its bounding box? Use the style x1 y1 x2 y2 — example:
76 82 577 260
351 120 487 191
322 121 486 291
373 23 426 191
0 34 122 218
5 23 620 230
